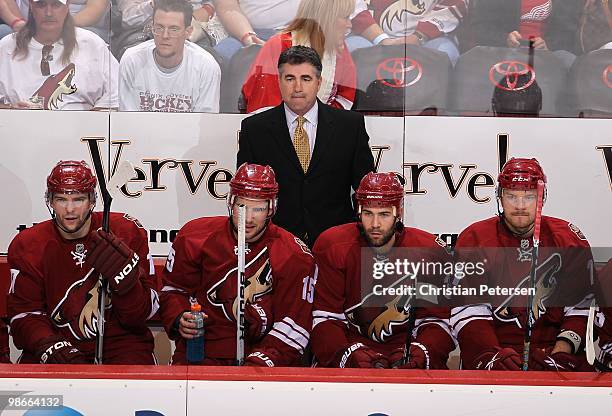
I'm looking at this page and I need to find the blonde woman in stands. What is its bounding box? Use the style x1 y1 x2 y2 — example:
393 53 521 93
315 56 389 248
241 0 356 114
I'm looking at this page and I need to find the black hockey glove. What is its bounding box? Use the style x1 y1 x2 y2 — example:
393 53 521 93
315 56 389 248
36 336 88 364
334 343 389 369
88 229 140 295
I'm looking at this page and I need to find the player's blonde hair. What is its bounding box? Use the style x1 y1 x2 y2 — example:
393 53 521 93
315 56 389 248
284 0 355 58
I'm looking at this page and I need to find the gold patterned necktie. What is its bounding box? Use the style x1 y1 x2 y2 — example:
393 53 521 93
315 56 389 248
293 115 310 172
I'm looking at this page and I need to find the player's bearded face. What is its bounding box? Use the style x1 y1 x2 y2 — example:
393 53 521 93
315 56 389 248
51 192 93 238
501 189 538 235
361 206 397 248
232 196 270 243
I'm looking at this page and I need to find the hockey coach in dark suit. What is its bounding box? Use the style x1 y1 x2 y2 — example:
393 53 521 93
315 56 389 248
237 46 374 247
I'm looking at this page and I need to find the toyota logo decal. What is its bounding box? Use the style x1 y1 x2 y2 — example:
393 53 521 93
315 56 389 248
603 64 612 89
489 61 536 91
376 57 423 88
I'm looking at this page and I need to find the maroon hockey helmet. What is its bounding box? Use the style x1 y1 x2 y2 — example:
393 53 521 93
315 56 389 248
228 163 279 215
497 158 547 191
356 172 404 213
46 160 97 200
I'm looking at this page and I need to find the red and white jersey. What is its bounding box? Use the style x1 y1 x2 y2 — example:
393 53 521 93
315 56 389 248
311 222 455 368
450 215 594 368
8 212 158 364
368 0 468 39
160 216 316 366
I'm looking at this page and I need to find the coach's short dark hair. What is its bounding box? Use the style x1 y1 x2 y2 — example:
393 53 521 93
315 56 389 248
277 46 322 77
153 0 193 28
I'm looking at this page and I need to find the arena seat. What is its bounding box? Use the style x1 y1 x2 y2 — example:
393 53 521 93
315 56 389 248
450 46 569 116
219 44 262 113
567 49 612 118
351 44 452 115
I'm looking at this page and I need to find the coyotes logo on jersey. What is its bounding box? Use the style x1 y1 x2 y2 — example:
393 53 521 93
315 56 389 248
207 247 273 321
50 267 110 340
494 252 562 327
377 0 427 34
31 63 77 110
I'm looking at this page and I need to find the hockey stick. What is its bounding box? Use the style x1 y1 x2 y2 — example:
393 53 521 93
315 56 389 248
586 298 597 365
522 179 545 371
89 154 136 365
236 204 246 366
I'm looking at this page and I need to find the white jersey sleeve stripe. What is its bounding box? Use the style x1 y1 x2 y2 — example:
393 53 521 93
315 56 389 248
147 289 160 320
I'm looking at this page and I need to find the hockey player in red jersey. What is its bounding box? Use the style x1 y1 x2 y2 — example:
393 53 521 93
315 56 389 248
7 160 158 364
160 163 316 366
451 158 594 371
311 172 455 369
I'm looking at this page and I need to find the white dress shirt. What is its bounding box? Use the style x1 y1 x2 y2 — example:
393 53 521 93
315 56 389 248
284 102 318 155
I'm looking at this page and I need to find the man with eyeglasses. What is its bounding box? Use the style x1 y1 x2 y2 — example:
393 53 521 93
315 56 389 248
450 157 594 371
0 0 118 110
118 0 220 112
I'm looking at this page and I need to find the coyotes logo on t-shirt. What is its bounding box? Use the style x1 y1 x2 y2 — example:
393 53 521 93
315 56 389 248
30 63 77 110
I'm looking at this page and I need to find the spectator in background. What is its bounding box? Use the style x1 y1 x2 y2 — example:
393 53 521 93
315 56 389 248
213 0 397 62
242 0 356 113
114 0 215 59
68 0 111 42
0 0 26 39
471 0 585 66
351 0 469 65
0 0 118 110
119 0 220 112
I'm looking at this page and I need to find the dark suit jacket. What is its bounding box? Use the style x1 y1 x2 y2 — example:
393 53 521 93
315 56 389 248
471 0 584 54
237 100 375 247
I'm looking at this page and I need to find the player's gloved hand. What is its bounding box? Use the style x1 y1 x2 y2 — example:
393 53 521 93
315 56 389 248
334 343 389 368
473 347 522 370
36 336 88 364
244 347 281 367
245 297 273 342
390 343 430 369
88 229 140 295
529 348 579 371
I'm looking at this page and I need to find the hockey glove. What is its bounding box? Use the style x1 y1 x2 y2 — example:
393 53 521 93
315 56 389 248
36 336 88 364
245 299 272 342
529 348 579 371
244 348 281 367
88 229 140 295
390 343 430 369
473 347 522 371
334 343 389 369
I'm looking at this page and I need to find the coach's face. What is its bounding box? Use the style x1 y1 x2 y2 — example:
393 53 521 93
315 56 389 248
278 62 321 116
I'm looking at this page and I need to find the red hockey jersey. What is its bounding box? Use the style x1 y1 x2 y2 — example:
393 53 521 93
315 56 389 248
160 216 316 366
596 259 612 370
451 215 593 369
8 212 158 364
311 222 455 368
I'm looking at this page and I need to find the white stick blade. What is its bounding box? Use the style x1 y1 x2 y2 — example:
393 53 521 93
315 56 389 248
107 161 136 199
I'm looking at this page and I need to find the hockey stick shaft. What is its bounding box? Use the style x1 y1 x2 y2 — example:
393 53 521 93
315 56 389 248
89 151 135 364
522 180 545 371
236 204 246 366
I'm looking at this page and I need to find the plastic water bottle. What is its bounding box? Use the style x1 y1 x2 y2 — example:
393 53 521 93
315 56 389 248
186 302 205 363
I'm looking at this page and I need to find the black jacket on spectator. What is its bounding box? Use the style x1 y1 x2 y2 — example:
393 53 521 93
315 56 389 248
237 100 375 247
470 0 585 54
